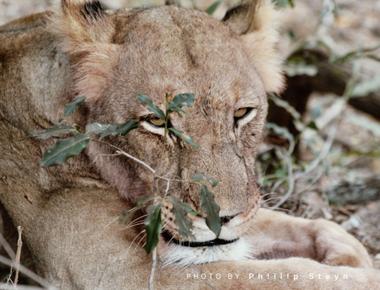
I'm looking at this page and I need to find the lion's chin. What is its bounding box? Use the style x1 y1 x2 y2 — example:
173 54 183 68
161 230 239 247
158 235 253 267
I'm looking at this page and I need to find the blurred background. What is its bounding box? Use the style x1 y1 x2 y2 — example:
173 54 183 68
1 0 380 270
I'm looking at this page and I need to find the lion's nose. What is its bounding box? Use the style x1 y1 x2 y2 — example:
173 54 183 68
220 213 240 225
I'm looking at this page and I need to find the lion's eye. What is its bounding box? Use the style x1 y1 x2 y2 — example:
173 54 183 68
234 108 249 118
234 107 257 127
146 116 166 128
141 115 167 136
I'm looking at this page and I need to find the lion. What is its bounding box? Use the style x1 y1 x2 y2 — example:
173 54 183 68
0 0 379 289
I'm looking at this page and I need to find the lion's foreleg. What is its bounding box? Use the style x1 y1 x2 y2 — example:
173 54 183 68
246 208 372 268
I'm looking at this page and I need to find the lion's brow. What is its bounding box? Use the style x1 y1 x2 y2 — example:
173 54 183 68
167 10 199 68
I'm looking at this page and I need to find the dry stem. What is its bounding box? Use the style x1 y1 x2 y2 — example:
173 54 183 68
148 248 158 290
14 226 23 286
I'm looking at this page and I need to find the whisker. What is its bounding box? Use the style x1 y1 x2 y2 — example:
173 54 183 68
123 213 148 227
127 229 146 252
119 221 145 231
100 216 120 231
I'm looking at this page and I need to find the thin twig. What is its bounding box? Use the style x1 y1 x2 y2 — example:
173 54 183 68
3 233 16 284
0 234 16 260
270 150 295 209
14 226 23 286
0 284 45 290
93 139 198 185
270 125 337 209
5 226 23 285
0 255 55 289
164 179 171 197
295 125 337 180
116 150 156 175
148 248 158 290
148 171 170 289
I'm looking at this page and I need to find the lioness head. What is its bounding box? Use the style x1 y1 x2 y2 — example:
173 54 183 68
52 0 283 265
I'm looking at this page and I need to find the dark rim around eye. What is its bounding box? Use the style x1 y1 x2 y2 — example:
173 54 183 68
143 115 168 128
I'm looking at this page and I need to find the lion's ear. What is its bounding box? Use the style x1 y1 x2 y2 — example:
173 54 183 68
51 0 119 102
53 0 115 49
224 0 284 94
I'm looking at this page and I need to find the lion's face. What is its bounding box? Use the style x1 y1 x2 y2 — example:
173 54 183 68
54 0 283 265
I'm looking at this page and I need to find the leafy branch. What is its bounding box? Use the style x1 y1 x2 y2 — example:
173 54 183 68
33 93 222 258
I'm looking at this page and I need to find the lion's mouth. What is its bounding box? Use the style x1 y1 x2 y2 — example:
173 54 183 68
162 230 239 248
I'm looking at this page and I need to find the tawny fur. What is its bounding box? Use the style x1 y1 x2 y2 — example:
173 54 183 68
242 0 284 93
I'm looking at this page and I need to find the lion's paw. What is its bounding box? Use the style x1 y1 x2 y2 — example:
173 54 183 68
312 219 372 268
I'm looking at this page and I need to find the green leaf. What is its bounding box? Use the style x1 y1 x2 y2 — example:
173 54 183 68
206 0 223 15
273 0 295 8
192 173 219 187
64 96 86 117
200 185 221 237
40 134 90 167
86 123 112 135
306 120 318 131
116 120 139 135
144 205 162 254
86 120 138 139
137 95 166 120
168 93 195 114
179 202 199 216
32 124 78 140
170 197 195 239
169 128 199 149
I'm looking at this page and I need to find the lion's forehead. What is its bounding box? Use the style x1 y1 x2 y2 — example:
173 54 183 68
114 7 250 78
